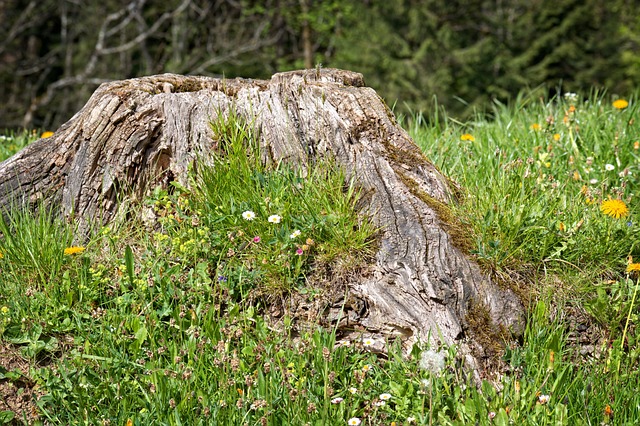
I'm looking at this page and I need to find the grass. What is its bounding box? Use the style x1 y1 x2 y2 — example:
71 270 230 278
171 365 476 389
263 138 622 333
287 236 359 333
1 91 639 425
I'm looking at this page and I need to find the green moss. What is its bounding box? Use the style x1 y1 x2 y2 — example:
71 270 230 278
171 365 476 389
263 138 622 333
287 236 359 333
465 298 508 360
395 169 473 253
380 135 472 252
381 138 432 170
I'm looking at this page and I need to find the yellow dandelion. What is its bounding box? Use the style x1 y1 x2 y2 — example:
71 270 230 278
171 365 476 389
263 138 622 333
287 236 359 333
460 133 475 142
626 263 640 273
604 404 613 417
573 170 581 180
612 99 629 110
64 246 86 255
41 131 55 138
553 133 561 141
600 198 629 219
530 123 541 131
634 141 639 150
0 251 3 259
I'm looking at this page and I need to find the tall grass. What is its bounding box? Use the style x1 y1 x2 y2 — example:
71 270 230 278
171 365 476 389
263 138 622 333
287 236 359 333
411 91 640 276
1 93 640 425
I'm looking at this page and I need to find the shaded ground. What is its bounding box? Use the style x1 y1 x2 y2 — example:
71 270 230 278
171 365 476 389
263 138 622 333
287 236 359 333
0 343 41 425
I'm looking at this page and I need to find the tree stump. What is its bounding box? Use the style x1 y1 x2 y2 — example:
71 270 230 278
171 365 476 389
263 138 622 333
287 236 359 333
0 68 524 372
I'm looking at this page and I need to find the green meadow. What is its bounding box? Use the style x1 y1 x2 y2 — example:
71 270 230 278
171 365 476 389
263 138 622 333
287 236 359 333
1 91 639 425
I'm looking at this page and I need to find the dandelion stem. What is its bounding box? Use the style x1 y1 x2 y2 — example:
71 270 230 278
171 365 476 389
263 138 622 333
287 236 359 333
618 277 640 379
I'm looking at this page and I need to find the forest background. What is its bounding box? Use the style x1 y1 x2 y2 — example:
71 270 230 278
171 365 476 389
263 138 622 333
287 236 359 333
2 0 639 131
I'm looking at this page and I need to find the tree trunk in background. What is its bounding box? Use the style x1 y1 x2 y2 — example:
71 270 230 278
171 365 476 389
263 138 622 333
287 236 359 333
0 69 524 373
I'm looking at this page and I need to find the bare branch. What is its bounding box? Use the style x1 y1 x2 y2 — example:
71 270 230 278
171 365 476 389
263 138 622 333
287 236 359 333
99 0 191 55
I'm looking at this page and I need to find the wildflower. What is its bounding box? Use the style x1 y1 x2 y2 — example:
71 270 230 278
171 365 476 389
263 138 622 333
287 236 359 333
553 133 561 141
605 164 615 171
600 199 629 219
253 236 261 243
361 364 372 373
530 123 541 131
290 230 301 239
374 400 385 407
613 99 629 110
379 393 392 401
218 275 228 282
268 214 281 224
421 379 431 389
306 238 315 246
348 387 358 394
488 411 496 419
295 248 304 256
242 211 256 221
126 419 133 426
558 222 565 232
627 263 640 273
362 337 375 347
64 246 85 255
634 141 639 150
0 251 3 259
348 418 361 426
589 179 598 185
604 404 613 416
331 397 344 404
460 133 475 142
538 394 550 405
0 306 8 314
41 131 54 138
419 349 446 375
573 171 581 180
406 417 416 424
301 244 310 251
564 92 578 102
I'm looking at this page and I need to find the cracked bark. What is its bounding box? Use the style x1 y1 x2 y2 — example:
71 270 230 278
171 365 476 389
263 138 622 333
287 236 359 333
0 68 524 372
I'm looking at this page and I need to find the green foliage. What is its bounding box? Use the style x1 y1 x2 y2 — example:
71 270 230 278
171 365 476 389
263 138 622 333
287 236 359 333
333 0 640 120
4 92 640 424
411 90 640 273
3 0 640 129
190 111 375 294
0 131 39 161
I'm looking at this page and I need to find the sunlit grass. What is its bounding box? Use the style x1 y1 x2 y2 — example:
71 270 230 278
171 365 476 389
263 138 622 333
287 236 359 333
1 91 640 424
411 90 640 275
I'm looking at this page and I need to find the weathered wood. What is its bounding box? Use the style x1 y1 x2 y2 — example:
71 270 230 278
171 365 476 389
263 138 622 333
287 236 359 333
0 68 524 371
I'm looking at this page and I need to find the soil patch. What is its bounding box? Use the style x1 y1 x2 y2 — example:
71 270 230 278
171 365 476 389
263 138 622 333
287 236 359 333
0 343 41 425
